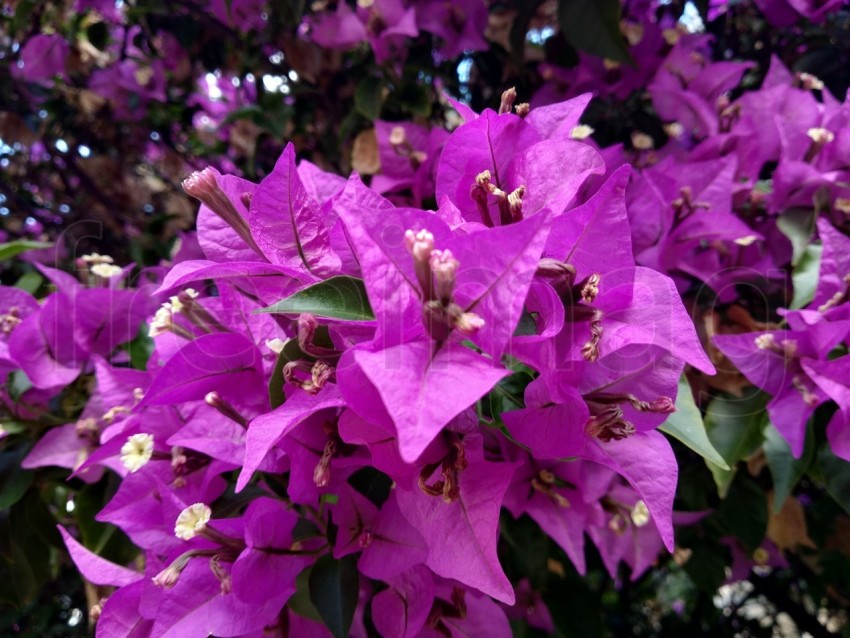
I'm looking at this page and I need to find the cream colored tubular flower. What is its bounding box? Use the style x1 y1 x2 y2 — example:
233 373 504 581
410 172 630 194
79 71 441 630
120 433 154 473
174 503 212 540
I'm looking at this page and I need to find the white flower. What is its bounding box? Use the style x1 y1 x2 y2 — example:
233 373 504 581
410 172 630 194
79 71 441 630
82 253 114 264
807 127 835 144
631 132 654 150
630 500 651 527
168 295 184 313
265 338 286 354
120 433 154 473
90 263 123 278
174 503 212 540
799 73 824 90
664 122 684 139
570 125 595 140
754 333 776 350
734 235 759 246
148 305 173 337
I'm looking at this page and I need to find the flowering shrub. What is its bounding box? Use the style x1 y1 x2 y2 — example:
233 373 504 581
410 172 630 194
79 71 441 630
3 1 850 636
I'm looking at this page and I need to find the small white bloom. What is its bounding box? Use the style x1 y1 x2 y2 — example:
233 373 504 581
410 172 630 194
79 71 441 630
82 253 114 264
631 132 654 150
664 122 684 139
265 338 286 354
630 500 651 527
570 124 595 140
389 126 406 146
807 127 835 144
168 295 185 314
663 28 681 45
799 72 824 90
120 433 154 473
90 263 123 278
733 235 759 246
184 288 199 299
754 333 776 350
834 198 850 214
148 305 173 337
174 503 212 540
621 22 644 46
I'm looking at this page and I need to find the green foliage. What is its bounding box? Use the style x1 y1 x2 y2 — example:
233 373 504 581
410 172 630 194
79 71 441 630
0 241 53 262
557 0 633 64
260 276 375 321
704 389 768 496
764 423 814 513
660 376 729 470
309 554 359 638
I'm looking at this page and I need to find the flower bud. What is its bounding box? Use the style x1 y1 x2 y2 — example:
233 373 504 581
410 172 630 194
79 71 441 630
454 312 485 336
429 249 459 303
498 87 517 115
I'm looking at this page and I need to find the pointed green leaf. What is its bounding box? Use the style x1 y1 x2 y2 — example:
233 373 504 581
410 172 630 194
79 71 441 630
259 276 374 321
290 566 324 622
791 244 822 309
660 376 729 470
308 554 359 638
557 0 633 64
704 389 768 497
816 446 850 517
354 77 384 121
14 271 43 295
764 423 814 513
0 240 53 262
716 474 768 553
776 208 815 267
268 339 305 409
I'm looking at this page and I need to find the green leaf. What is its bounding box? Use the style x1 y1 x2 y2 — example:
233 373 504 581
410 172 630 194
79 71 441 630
791 243 822 309
543 559 605 637
397 83 431 118
8 370 32 402
764 423 814 513
704 389 768 497
259 276 374 321
346 467 392 507
354 77 384 121
309 554 359 638
659 376 729 470
0 240 53 262
0 492 56 607
14 271 43 295
513 311 538 337
290 566 323 622
74 479 138 564
0 449 34 510
124 323 154 371
268 339 304 409
509 0 545 62
682 540 728 594
716 474 768 553
816 446 850 516
557 0 633 64
776 208 815 267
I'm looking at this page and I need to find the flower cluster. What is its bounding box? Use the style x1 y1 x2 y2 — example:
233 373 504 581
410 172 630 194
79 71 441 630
5 89 718 635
